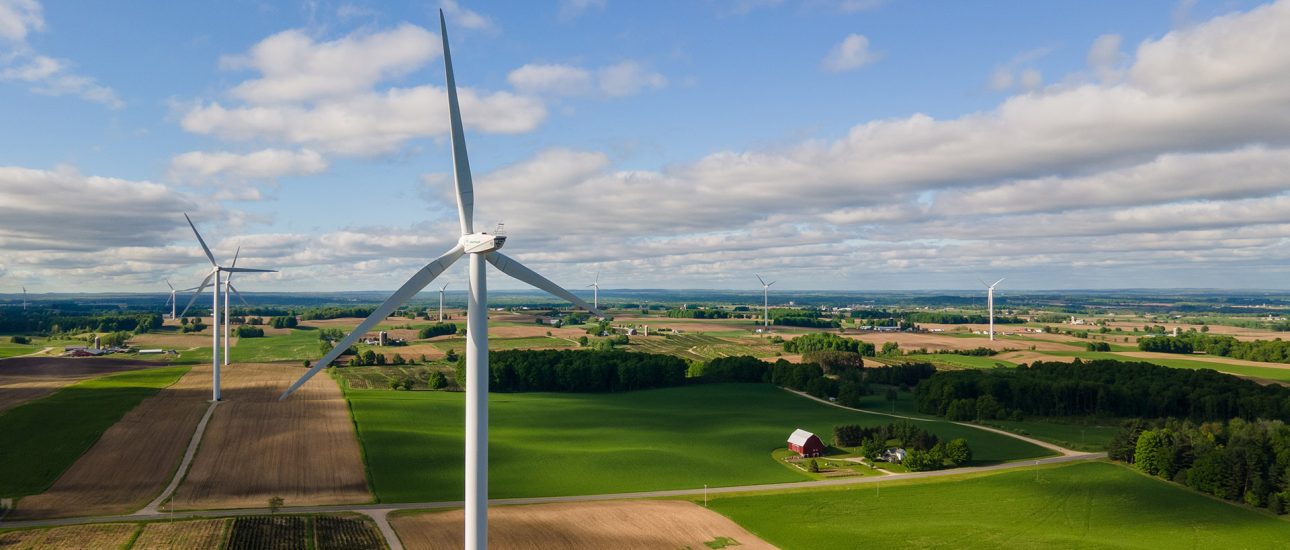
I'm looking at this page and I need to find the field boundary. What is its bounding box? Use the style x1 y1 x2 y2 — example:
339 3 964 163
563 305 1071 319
136 400 219 515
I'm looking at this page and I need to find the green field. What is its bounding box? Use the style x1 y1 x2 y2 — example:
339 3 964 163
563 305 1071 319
630 333 781 361
344 383 1052 503
229 328 325 363
0 366 190 497
900 353 1018 370
977 419 1121 452
707 461 1289 548
428 336 576 352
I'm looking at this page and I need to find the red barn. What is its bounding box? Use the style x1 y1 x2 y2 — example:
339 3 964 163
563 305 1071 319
787 428 825 457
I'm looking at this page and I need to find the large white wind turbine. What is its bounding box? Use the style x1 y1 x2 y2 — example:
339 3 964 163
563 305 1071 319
756 274 775 331
438 282 449 322
165 280 203 320
221 248 256 366
587 272 600 310
279 12 602 550
178 215 276 401
983 278 1004 341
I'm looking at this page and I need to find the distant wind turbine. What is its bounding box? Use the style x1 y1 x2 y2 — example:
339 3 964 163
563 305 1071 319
983 278 1005 341
439 282 449 322
222 248 256 366
756 274 775 331
587 272 600 310
165 280 202 320
178 215 277 401
21 286 26 311
279 12 603 550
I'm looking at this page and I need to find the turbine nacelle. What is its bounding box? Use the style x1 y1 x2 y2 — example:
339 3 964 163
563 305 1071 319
460 233 507 254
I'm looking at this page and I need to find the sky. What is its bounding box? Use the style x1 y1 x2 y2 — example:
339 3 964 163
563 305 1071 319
1 0 1288 293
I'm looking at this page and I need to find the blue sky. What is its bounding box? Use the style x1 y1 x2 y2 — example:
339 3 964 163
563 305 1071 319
1 0 1287 293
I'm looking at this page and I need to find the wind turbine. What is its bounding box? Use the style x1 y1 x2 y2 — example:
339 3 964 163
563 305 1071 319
279 12 602 550
438 282 449 322
165 280 203 320
21 286 26 311
983 278 1004 341
178 215 276 401
587 272 600 311
756 274 775 332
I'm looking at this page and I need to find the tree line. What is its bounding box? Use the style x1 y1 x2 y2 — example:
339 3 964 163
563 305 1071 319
783 333 876 356
833 422 971 471
460 349 688 393
0 310 164 335
915 360 1290 422
1109 418 1290 515
1138 333 1290 364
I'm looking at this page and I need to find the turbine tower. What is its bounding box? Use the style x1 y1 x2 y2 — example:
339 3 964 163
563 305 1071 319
984 278 1004 341
756 274 775 331
587 272 600 310
279 13 602 550
22 286 27 311
178 215 276 401
438 283 449 322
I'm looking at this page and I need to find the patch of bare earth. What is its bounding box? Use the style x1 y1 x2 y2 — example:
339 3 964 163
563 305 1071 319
8 366 211 519
0 357 153 413
390 500 774 550
170 363 370 510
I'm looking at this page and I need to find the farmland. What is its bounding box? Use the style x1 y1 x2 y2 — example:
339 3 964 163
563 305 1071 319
391 500 773 549
345 383 1052 503
707 461 1290 548
131 519 229 549
9 365 212 519
0 357 154 413
0 366 189 498
170 363 370 510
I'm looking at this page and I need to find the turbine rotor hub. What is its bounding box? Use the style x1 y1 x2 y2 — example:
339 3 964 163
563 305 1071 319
460 232 507 254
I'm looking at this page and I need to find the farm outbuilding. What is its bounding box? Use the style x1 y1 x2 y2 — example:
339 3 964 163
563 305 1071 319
787 428 825 457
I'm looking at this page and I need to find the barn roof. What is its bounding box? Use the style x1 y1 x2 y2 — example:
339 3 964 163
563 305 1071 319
787 428 818 446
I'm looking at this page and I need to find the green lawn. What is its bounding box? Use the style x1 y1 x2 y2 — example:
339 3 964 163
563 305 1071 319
228 329 324 363
707 461 1289 549
900 353 1018 370
0 366 190 497
1040 351 1290 382
344 383 1052 503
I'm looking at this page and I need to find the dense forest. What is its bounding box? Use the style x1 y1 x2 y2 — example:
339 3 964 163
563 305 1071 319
1138 332 1290 364
915 360 1290 422
774 316 841 328
463 349 688 392
1109 418 1290 514
783 333 876 356
665 308 730 319
833 422 971 471
0 310 164 335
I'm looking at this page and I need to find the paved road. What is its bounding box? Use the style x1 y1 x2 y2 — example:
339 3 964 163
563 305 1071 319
136 400 220 515
0 451 1105 530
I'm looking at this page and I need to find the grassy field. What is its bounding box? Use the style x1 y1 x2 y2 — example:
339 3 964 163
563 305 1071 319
0 337 86 358
0 366 190 498
345 383 1052 503
228 328 324 363
706 461 1290 548
900 353 1018 370
429 335 577 352
976 419 1121 452
1041 351 1290 382
631 333 782 361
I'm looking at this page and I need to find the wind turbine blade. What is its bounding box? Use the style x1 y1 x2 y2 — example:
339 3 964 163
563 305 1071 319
768 281 776 287
440 10 474 235
229 284 250 307
280 244 465 400
184 213 218 266
166 279 175 291
486 252 603 317
755 274 766 286
178 271 216 318
226 248 241 286
223 267 277 273
992 278 1005 288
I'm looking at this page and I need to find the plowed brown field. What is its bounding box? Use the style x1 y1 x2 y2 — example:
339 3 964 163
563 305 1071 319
171 363 370 509
0 523 139 548
9 365 211 519
390 500 774 549
0 357 152 413
132 519 230 549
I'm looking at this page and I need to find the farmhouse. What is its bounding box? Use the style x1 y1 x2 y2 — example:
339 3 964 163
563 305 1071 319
787 428 825 457
880 448 908 463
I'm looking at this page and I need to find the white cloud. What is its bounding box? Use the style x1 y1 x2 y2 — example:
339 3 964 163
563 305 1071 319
179 24 546 155
440 0 496 32
507 63 593 96
508 60 667 98
1087 34 1125 82
597 60 667 97
822 34 880 73
169 149 329 184
220 24 438 104
0 0 42 42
